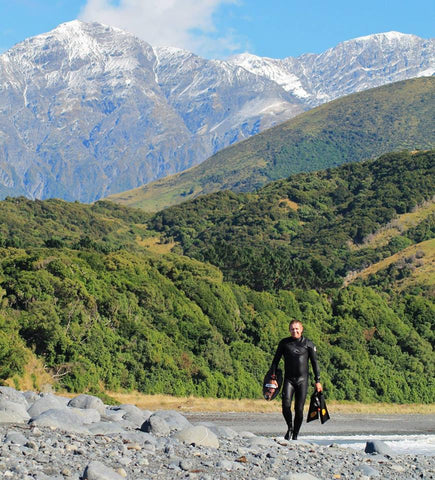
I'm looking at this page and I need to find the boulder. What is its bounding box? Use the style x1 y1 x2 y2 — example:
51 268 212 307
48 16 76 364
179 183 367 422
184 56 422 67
69 407 101 424
29 408 90 434
67 394 105 414
83 461 125 480
152 410 190 431
364 440 393 455
0 387 28 406
88 422 126 435
140 414 170 437
5 431 28 445
175 425 219 448
356 464 381 476
27 394 66 418
0 399 30 423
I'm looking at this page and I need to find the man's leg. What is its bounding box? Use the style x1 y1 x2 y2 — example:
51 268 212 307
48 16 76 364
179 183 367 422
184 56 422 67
281 378 295 440
292 379 308 440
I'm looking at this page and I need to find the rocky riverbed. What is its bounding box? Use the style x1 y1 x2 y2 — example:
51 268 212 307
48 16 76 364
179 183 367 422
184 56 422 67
0 387 433 480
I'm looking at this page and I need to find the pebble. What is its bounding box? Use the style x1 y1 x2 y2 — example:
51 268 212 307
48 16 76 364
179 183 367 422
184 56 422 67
0 387 432 479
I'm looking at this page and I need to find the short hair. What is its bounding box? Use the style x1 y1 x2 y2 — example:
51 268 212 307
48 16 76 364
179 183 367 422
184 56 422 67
289 319 303 327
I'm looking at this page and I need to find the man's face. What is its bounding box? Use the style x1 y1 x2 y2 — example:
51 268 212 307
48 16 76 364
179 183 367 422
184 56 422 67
290 322 303 339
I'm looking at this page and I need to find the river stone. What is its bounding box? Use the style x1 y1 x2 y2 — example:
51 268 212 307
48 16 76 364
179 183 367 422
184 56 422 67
364 440 393 455
120 431 157 445
22 391 40 404
175 425 219 448
119 410 149 428
88 422 126 435
27 394 66 418
248 435 276 447
5 431 28 445
0 387 28 406
116 404 146 416
356 464 381 476
153 410 191 431
204 424 238 439
0 399 30 423
29 408 90 434
68 394 105 414
100 409 125 422
83 461 125 480
279 474 320 480
69 407 100 424
141 414 170 436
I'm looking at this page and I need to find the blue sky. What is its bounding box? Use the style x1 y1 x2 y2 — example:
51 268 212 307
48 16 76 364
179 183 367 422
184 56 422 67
1 0 434 58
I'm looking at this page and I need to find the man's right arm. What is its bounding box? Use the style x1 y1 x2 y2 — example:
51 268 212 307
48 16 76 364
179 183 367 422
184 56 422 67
270 340 283 375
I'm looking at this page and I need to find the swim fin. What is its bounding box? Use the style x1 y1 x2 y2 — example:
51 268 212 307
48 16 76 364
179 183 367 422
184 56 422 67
306 390 330 424
306 390 320 422
318 391 330 424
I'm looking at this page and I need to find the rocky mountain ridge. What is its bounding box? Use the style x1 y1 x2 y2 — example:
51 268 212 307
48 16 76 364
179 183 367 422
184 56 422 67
0 21 433 202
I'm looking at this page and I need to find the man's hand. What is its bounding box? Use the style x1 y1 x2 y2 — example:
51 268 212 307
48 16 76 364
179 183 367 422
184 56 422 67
315 382 323 392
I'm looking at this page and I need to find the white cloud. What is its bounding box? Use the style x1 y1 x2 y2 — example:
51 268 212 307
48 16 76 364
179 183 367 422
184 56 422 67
78 0 245 58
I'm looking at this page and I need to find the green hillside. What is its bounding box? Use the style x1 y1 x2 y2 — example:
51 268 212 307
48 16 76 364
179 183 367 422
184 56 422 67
107 77 435 212
148 150 434 293
0 151 433 403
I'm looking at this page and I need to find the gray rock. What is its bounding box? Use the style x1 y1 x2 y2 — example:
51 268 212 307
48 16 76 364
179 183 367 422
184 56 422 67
88 422 126 435
175 425 219 448
153 410 191 431
0 399 30 423
119 411 148 428
27 394 66 418
206 425 238 439
279 474 320 480
120 431 156 445
69 407 101 424
5 431 28 445
115 404 147 416
83 461 125 480
141 414 170 437
29 408 90 434
100 410 125 422
248 436 276 447
67 394 105 414
356 464 381 476
364 440 393 455
22 391 40 403
0 387 29 406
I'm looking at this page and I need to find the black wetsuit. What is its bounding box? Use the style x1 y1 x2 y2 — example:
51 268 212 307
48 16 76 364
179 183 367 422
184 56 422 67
270 336 320 439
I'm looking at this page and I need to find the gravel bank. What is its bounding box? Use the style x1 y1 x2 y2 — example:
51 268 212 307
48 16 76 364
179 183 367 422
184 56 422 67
0 387 433 480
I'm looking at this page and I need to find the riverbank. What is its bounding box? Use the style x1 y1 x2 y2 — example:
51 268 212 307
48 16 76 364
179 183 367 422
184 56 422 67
1 387 434 479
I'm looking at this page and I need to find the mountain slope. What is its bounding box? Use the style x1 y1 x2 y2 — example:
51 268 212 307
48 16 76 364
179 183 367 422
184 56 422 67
147 149 435 293
108 77 435 211
229 32 435 106
0 22 433 202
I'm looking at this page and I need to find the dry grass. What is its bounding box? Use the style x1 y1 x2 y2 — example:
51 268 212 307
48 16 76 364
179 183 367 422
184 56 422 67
279 198 299 210
136 236 176 254
98 392 435 415
346 238 435 290
4 355 53 392
350 199 435 251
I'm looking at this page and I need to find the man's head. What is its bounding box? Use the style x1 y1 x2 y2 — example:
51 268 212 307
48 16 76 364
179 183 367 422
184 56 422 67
289 320 303 339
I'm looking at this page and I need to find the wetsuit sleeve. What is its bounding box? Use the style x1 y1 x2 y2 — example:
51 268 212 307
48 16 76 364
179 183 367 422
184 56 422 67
270 340 283 375
308 341 321 383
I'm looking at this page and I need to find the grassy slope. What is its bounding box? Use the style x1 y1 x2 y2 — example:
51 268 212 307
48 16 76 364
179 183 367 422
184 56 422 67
107 77 435 212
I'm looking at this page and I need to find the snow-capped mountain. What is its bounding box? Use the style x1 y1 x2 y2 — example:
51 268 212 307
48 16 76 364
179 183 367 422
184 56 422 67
228 32 435 106
0 21 433 202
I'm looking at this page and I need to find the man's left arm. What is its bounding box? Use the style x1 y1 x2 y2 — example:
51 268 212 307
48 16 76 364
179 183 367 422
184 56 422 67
308 341 322 392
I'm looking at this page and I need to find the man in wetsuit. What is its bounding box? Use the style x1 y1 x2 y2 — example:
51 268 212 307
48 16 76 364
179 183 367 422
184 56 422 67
270 320 322 440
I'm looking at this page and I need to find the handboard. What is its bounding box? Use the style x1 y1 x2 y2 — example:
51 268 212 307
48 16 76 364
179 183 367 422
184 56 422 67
263 368 283 401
